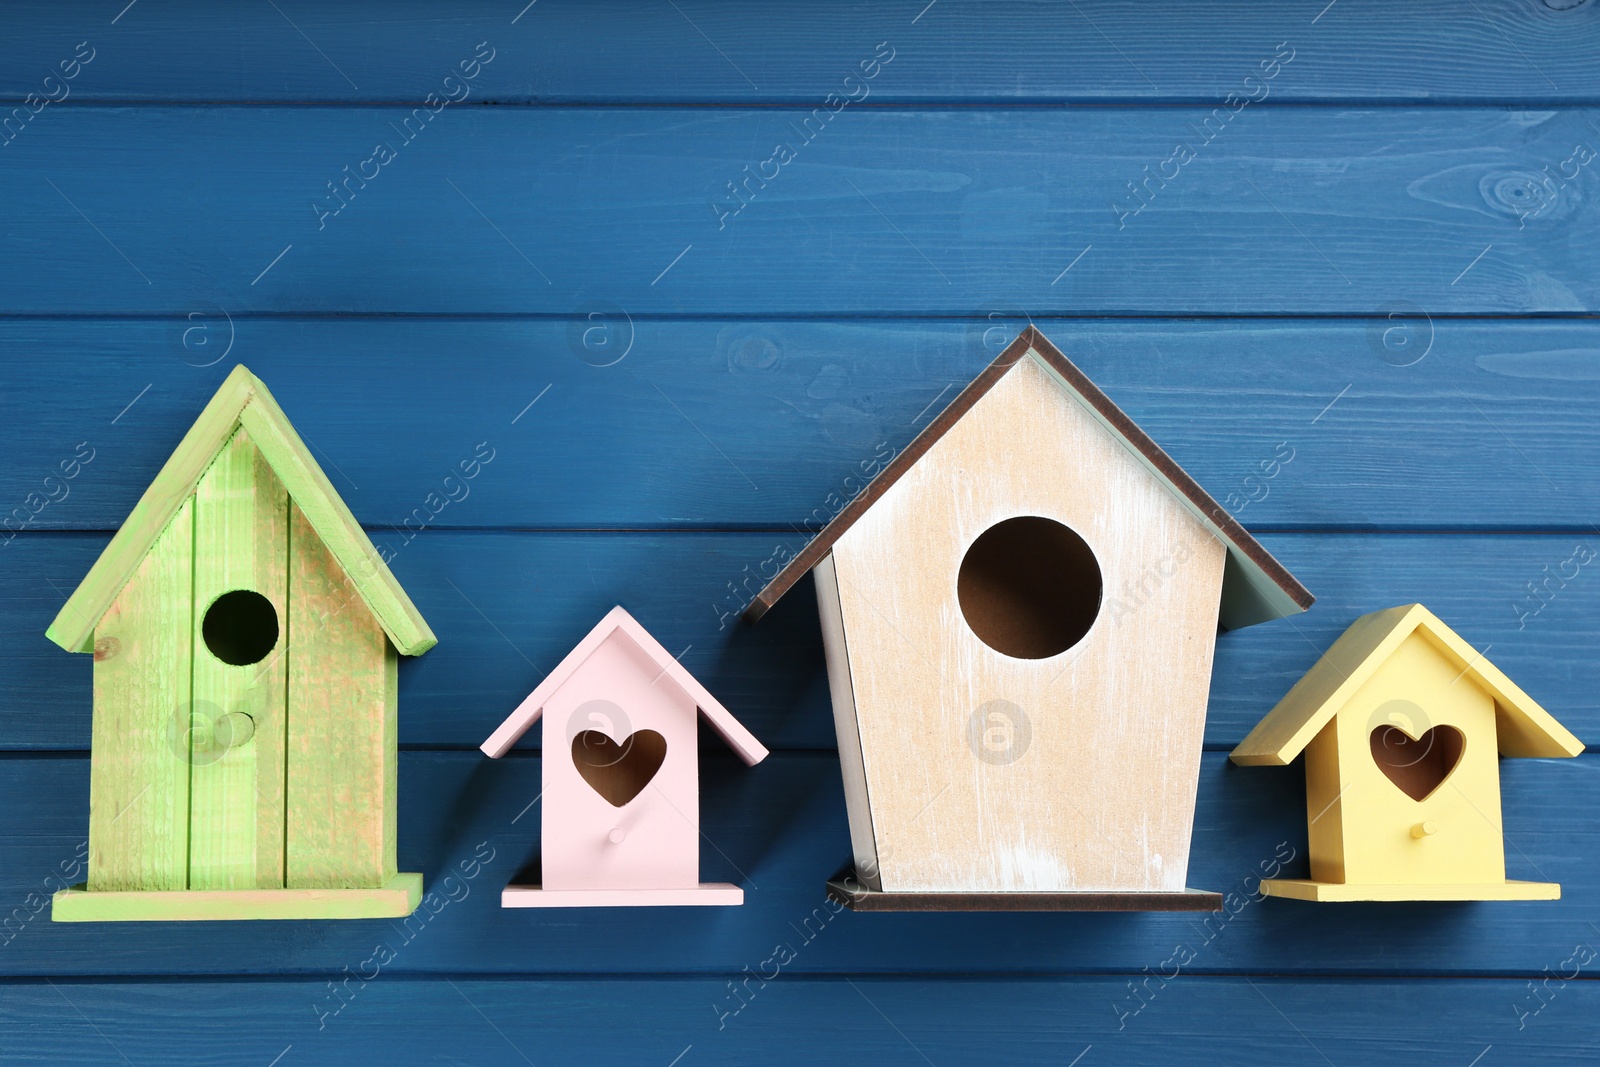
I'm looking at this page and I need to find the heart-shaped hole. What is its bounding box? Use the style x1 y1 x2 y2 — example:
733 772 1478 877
571 729 667 807
1369 723 1465 802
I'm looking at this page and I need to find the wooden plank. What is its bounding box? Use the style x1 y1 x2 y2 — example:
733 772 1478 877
0 109 1597 315
501 884 744 908
1261 878 1561 902
9 529 1600 751
828 878 1224 912
52 874 420 922
4 1 1600 104
4 750 1598 976
187 428 289 890
812 554 880 890
284 504 397 889
1 974 1597 1065
5 318 1600 533
84 499 193 892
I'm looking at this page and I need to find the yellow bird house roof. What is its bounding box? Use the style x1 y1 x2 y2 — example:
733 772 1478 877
1230 603 1583 767
46 365 435 656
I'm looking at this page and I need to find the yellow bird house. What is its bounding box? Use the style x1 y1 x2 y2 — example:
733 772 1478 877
1231 603 1583 902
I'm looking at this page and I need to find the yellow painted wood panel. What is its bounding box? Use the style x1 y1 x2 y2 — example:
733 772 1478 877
1304 727 1347 885
1261 879 1558 903
1328 632 1505 887
87 499 194 892
188 428 289 890
285 504 396 889
830 355 1227 893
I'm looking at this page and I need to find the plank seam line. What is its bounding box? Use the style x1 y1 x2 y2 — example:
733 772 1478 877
12 99 1600 110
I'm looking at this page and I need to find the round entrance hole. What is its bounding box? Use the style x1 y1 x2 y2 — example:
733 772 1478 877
202 590 280 666
957 516 1102 659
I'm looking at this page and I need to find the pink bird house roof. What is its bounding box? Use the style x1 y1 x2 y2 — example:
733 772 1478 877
481 606 769 764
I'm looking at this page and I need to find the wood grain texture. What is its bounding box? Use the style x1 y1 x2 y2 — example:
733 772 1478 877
4 319 1599 533
6 5 1600 1055
41 364 434 655
43 368 256 652
7 530 1600 751
0 110 1596 314
85 499 193 892
52 873 421 922
236 376 435 654
830 356 1227 892
2 751 1598 977
750 332 1310 626
0 975 1597 1066
285 505 398 889
4 1 1600 104
187 427 289 891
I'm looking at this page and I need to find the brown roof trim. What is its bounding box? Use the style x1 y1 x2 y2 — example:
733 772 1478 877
743 326 1313 626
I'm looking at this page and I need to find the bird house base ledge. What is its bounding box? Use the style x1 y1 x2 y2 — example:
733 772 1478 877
1261 878 1560 902
51 873 423 922
826 876 1222 912
501 883 745 908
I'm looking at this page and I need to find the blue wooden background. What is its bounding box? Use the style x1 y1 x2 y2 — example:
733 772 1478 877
3 1 1599 1063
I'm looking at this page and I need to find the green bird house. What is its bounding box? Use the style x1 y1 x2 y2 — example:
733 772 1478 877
47 365 435 921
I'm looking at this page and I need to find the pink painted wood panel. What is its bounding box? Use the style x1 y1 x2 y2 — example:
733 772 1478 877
539 627 703 892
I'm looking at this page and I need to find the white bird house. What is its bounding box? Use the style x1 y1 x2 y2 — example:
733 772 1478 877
746 328 1313 911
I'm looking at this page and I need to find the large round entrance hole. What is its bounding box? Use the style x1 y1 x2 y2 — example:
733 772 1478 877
202 590 280 666
957 516 1102 659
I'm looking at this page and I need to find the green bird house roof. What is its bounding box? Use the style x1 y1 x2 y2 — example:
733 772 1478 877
46 365 435 656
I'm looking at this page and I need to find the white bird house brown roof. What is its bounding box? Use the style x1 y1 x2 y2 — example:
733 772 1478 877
744 326 1313 630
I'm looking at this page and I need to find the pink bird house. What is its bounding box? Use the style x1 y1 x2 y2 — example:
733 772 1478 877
481 606 769 907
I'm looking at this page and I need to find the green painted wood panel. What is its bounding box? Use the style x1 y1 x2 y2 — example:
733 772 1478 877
285 504 397 889
86 499 194 892
188 428 289 890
